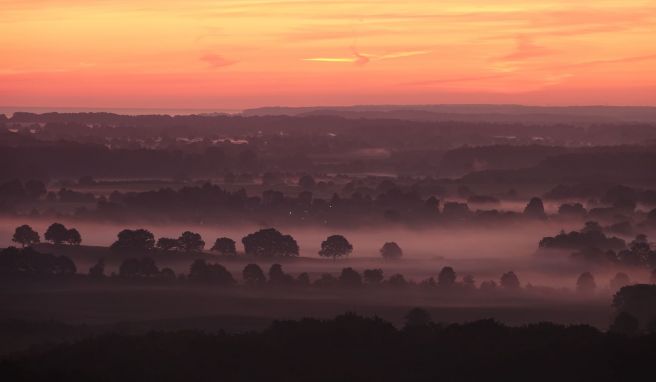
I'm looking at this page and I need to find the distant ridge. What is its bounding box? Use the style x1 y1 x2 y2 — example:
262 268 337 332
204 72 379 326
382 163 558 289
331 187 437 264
242 104 656 124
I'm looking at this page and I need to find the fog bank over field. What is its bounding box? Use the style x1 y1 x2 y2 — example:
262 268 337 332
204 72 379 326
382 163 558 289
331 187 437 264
0 217 579 260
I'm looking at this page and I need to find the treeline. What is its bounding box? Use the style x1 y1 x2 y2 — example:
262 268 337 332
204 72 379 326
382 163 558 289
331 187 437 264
3 246 655 298
539 221 656 269
2 307 656 381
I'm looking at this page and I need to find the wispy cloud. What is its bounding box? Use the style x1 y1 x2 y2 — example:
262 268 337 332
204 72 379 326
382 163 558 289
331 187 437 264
303 49 430 65
200 53 236 68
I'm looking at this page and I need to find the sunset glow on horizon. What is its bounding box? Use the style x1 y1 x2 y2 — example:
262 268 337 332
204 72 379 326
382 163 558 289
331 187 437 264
1 0 656 109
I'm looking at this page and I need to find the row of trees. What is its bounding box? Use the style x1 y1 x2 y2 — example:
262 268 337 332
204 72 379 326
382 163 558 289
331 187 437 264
93 226 400 259
12 223 81 247
540 221 656 268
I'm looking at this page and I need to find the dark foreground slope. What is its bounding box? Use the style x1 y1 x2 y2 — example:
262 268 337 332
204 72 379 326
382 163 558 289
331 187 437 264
2 314 655 382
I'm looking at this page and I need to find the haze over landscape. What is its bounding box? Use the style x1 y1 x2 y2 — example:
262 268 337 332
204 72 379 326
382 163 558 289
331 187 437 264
2 1 656 381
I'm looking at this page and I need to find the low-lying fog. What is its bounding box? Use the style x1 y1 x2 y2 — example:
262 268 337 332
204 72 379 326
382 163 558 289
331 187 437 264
2 217 654 289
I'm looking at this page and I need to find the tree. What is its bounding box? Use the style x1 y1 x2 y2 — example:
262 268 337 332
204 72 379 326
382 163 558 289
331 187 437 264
45 223 68 245
380 242 403 260
388 273 408 287
178 231 205 252
268 263 293 285
66 228 81 245
576 272 596 293
318 235 353 260
242 263 266 286
211 237 237 256
188 259 234 286
242 228 299 257
89 259 105 279
157 237 179 251
110 229 155 253
404 308 432 328
363 269 384 285
523 197 546 219
609 312 639 336
500 271 520 289
339 267 362 287
612 284 656 330
438 266 456 287
119 257 159 279
12 225 40 247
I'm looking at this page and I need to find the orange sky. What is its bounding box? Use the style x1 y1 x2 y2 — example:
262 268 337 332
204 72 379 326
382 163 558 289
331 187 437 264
1 0 656 109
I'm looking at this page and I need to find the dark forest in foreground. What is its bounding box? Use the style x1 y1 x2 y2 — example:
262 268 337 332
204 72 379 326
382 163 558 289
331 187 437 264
2 312 656 382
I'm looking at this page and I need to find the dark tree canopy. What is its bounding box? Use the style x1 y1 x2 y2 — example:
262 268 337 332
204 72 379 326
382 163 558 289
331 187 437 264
66 228 82 245
88 259 105 279
243 263 266 286
211 237 237 256
178 231 205 252
188 259 234 285
380 242 403 260
438 266 456 287
523 197 546 219
500 271 521 289
12 224 40 247
44 223 69 245
576 272 596 293
0 247 76 277
339 267 362 287
612 284 656 331
110 229 155 253
319 235 353 260
242 228 299 257
363 268 384 285
119 257 159 279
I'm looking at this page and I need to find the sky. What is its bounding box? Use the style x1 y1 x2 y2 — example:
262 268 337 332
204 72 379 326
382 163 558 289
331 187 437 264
1 0 656 110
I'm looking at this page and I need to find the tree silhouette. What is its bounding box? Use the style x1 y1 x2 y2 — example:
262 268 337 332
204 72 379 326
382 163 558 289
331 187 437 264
268 263 293 285
88 258 105 279
66 228 82 246
363 269 384 285
242 228 299 257
119 257 159 279
178 231 205 252
576 272 596 293
45 223 68 245
380 242 403 260
211 237 237 256
296 272 310 286
188 259 234 285
438 266 456 287
523 197 546 219
339 267 362 287
12 225 40 247
318 235 353 260
612 284 656 330
500 271 521 289
609 312 639 335
110 229 155 253
243 263 266 286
